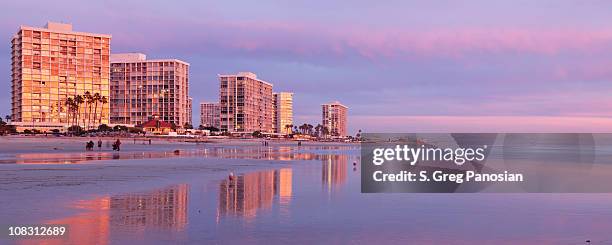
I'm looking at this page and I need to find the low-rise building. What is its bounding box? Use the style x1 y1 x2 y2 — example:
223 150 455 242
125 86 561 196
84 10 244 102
141 117 173 135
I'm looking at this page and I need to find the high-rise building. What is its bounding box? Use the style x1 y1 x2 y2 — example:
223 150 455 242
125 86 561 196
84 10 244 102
322 101 348 137
273 92 293 134
219 72 274 133
11 22 111 131
200 102 220 128
110 53 191 128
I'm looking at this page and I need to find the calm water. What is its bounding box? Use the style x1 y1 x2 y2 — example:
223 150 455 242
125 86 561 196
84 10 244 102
4 144 612 244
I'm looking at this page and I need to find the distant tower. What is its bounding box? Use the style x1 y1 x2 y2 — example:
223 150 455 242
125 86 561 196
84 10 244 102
218 72 274 133
321 101 348 137
273 92 293 134
200 102 220 128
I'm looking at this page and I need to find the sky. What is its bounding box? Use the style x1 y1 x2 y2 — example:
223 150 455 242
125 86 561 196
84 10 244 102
2 0 612 133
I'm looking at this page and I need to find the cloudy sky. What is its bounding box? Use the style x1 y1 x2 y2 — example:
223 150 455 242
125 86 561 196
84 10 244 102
3 0 612 133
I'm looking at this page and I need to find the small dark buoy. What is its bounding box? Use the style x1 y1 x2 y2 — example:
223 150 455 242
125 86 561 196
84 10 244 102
586 240 591 243
353 162 357 166
173 149 180 155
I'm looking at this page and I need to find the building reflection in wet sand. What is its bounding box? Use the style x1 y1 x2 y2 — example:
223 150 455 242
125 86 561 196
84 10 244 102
109 184 189 231
217 168 293 221
278 168 292 205
19 184 189 245
322 155 348 192
216 155 347 221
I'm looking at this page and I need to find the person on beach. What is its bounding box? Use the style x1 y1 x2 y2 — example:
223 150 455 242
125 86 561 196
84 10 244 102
113 139 122 151
149 139 152 145
98 139 102 149
86 141 94 151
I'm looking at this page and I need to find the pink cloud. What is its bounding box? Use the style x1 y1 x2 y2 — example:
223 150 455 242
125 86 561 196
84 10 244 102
339 28 612 58
183 20 612 59
106 16 612 61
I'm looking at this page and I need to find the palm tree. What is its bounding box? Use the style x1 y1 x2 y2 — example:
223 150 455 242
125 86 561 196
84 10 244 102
315 124 323 138
284 124 293 134
307 124 313 136
64 97 74 126
5 115 11 123
322 126 329 137
72 99 79 127
293 125 298 134
99 96 108 125
91 93 101 128
84 91 93 129
74 95 84 128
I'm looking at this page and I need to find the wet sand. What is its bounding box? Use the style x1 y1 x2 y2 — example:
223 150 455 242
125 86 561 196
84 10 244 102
0 136 358 245
2 137 612 244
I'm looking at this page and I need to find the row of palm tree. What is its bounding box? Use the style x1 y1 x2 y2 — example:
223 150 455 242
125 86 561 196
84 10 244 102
285 123 330 137
64 92 108 130
298 124 314 135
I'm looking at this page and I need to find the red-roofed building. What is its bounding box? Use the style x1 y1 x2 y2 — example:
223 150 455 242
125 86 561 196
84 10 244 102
141 117 174 134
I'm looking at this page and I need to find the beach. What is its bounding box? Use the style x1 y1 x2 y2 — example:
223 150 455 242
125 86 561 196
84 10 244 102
1 136 612 244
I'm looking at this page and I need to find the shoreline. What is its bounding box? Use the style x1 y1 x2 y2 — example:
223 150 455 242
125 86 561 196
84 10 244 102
0 135 359 162
0 135 357 156
0 134 359 145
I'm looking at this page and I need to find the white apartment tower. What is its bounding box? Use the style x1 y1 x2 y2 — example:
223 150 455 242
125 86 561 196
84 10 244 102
273 92 293 134
219 72 274 133
321 101 348 137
